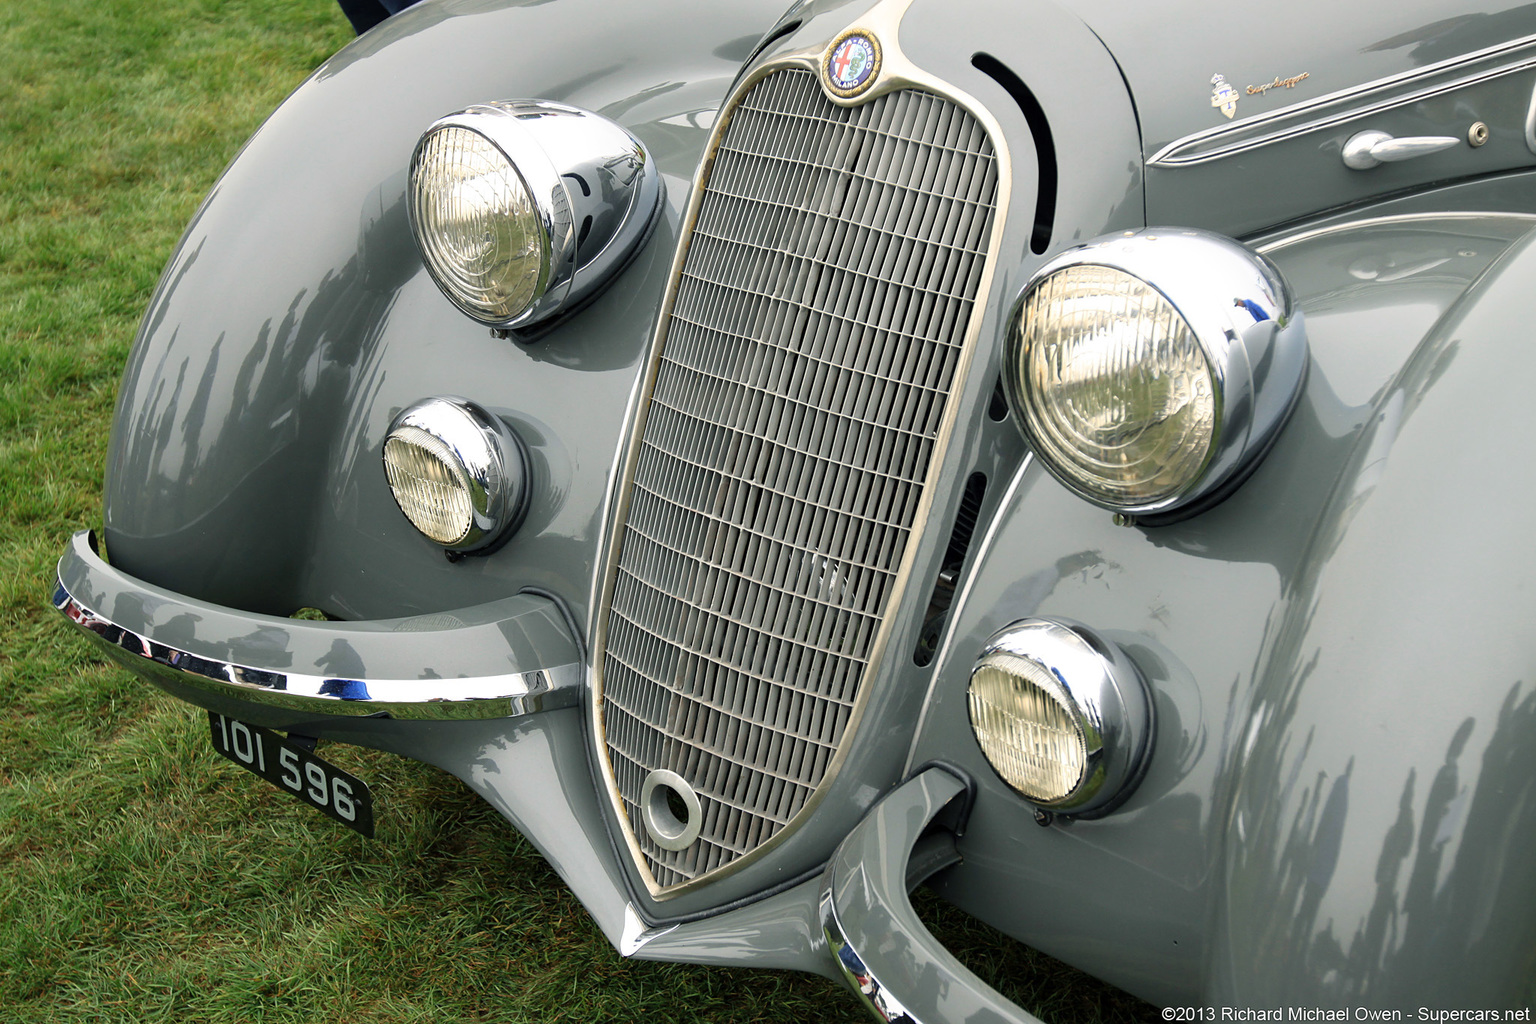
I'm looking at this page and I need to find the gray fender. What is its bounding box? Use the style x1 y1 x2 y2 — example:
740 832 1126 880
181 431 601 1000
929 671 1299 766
902 202 1536 1008
102 0 789 618
1210 226 1536 1005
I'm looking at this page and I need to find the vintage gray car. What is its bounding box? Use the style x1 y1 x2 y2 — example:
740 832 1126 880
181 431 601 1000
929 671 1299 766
53 0 1536 1016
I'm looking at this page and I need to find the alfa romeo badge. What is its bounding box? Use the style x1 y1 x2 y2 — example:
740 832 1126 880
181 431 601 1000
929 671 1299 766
826 31 881 97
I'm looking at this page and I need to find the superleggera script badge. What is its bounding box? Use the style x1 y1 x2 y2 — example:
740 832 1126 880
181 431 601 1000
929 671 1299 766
1248 72 1310 96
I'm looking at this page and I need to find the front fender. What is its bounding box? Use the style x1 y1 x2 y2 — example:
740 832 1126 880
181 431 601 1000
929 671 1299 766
1210 222 1536 1005
905 198 1536 1007
104 0 788 619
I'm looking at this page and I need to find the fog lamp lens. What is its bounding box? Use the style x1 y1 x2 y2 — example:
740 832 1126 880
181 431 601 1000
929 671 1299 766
410 125 548 323
968 649 1089 804
1013 265 1216 508
968 618 1153 816
383 427 475 545
383 397 529 554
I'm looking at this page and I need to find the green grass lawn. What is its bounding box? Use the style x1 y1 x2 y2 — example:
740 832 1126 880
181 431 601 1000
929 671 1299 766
0 1 1155 1020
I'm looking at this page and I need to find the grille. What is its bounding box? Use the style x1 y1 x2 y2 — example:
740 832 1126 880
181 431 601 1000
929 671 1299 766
599 67 998 891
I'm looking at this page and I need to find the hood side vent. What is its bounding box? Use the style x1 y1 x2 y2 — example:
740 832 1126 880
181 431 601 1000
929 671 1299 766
973 52 1055 255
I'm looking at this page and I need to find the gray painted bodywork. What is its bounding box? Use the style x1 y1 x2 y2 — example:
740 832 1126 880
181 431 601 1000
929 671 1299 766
909 196 1536 1005
62 0 1536 1012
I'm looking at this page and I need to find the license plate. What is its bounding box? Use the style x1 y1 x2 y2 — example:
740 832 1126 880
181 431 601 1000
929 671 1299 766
208 712 374 838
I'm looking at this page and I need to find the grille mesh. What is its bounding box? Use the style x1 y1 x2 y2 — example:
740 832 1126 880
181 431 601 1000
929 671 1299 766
601 67 998 889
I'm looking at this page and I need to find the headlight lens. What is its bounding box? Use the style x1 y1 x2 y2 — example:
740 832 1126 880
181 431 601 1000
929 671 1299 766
410 125 548 324
408 100 663 332
1015 266 1216 507
1004 229 1308 520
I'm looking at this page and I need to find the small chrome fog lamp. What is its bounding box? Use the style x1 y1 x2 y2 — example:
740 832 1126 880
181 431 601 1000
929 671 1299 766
1002 229 1308 520
409 100 663 330
383 397 529 554
968 618 1153 816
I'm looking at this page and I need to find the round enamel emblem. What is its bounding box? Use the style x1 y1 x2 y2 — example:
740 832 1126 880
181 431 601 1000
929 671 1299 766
825 31 880 97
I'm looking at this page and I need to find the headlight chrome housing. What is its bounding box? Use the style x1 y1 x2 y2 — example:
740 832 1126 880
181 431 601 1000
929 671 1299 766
408 100 663 331
1003 229 1308 520
968 618 1153 817
383 397 530 555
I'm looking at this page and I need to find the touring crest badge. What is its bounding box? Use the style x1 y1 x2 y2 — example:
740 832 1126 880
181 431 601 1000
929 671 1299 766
825 30 881 98
1210 73 1239 119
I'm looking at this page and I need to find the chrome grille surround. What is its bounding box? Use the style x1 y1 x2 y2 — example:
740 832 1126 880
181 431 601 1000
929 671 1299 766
592 48 1009 898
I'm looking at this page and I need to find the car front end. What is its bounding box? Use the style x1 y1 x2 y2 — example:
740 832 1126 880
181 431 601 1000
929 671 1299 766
55 0 1536 1015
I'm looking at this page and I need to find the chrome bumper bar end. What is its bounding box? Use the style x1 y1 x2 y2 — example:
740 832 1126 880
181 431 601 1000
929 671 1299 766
820 766 1044 1024
55 530 580 723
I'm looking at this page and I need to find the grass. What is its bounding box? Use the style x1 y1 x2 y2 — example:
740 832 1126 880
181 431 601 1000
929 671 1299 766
0 1 1157 1020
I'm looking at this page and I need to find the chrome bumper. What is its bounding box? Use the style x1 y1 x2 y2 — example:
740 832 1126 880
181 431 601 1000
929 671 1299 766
58 530 1047 1021
819 767 1044 1024
54 531 580 724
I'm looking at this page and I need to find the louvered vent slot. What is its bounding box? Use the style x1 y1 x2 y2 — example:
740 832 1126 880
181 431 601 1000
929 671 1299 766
600 67 998 890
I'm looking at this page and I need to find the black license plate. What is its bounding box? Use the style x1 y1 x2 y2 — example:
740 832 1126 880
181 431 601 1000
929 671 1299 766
208 712 374 838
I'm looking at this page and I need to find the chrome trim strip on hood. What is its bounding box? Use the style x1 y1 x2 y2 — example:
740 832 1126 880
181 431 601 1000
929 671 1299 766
1150 31 1536 167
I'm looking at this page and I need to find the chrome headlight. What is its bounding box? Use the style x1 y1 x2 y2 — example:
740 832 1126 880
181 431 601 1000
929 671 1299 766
409 100 663 330
968 618 1153 816
383 397 529 554
1003 229 1307 519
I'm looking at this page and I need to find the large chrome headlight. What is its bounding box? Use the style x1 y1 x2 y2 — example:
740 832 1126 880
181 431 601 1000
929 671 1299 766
409 100 663 331
1002 229 1307 519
